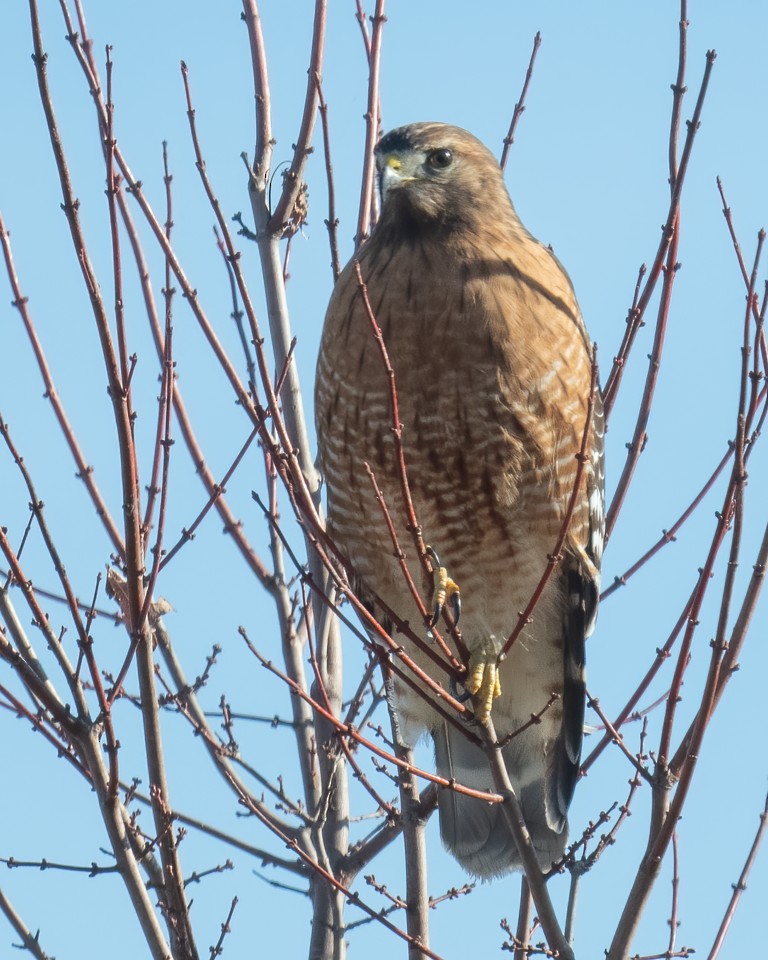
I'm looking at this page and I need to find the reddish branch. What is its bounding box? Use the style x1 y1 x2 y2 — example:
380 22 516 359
159 424 261 572
61 34 275 592
7 4 765 959
59 16 259 431
34 6 196 954
139 251 175 629
354 0 374 61
601 437 736 601
586 694 652 783
604 33 716 441
658 288 753 770
98 77 272 586
666 240 764 777
0 682 85 779
104 47 131 393
193 700 450 960
0 418 110 738
243 629 500 804
364 461 463 671
252 491 473 715
354 264 432 577
314 72 341 280
605 209 681 539
707 792 768 960
0 210 124 554
152 619 303 841
303 595 398 820
129 208 272 585
585 372 768 773
141 139 175 541
668 2 689 187
497 692 560 748
717 178 768 378
606 184 768 960
602 47 717 428
176 63 327 582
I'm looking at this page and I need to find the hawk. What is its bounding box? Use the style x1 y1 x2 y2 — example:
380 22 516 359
315 122 604 877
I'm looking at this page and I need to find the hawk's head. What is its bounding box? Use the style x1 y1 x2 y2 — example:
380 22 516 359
374 122 515 232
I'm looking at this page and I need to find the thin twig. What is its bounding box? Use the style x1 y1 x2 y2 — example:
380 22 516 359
514 877 532 960
0 887 54 960
602 46 717 425
707 791 768 960
208 897 238 959
355 0 386 246
314 72 341 280
0 210 124 554
500 32 542 173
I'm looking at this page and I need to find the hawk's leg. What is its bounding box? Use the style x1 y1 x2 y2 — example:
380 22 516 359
426 546 462 627
466 640 501 722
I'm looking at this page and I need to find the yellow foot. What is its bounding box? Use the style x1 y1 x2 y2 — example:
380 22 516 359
466 643 502 722
426 546 461 628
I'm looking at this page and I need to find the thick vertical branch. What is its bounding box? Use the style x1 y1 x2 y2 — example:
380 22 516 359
238 11 356 958
477 718 574 960
387 676 430 957
243 0 326 494
513 879 532 960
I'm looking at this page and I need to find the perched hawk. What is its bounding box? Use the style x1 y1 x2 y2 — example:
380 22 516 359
315 123 604 877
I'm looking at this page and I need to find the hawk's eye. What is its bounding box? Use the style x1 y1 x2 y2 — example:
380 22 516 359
427 148 453 170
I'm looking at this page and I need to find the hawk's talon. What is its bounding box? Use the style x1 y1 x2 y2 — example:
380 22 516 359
450 591 462 624
466 645 502 722
449 675 473 704
426 545 461 628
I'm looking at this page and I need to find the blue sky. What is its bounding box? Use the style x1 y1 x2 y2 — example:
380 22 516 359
1 3 767 959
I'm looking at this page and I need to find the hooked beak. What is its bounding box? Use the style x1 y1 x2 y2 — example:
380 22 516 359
378 153 415 199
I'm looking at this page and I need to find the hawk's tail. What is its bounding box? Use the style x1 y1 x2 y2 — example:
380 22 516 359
432 721 568 879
